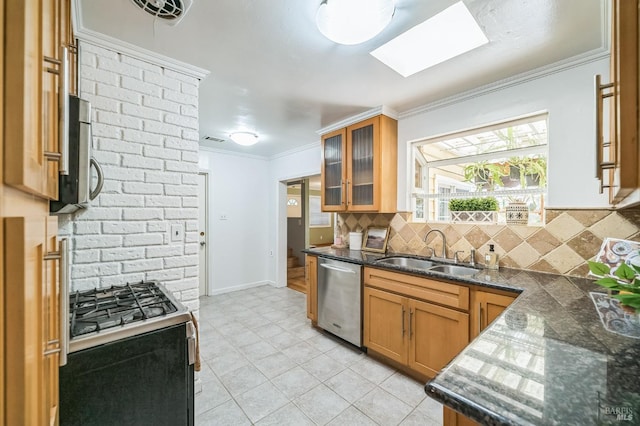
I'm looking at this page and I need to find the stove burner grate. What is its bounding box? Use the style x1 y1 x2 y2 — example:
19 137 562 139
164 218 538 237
69 281 178 338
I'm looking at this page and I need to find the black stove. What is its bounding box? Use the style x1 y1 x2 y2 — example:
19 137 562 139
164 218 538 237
70 281 178 337
61 280 195 425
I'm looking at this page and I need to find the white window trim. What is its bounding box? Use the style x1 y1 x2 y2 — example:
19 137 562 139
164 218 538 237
410 114 548 224
309 195 332 228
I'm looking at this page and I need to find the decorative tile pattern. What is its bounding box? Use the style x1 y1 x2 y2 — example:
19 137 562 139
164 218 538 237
338 209 640 277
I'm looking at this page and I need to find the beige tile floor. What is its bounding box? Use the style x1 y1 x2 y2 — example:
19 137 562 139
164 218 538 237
195 285 444 425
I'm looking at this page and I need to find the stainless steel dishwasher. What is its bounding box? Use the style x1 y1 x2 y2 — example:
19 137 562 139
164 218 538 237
317 257 362 347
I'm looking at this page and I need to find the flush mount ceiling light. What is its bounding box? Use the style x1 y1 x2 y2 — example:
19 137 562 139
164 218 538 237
370 1 488 77
316 0 396 45
229 132 259 146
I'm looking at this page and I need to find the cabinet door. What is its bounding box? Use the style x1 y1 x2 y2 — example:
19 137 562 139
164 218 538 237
346 116 378 211
443 406 479 426
4 216 47 426
306 255 318 322
5 0 65 200
409 299 469 378
472 291 515 338
609 0 639 204
363 287 408 364
321 129 347 211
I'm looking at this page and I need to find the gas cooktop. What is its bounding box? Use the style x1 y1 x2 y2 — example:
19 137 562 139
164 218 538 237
68 280 191 353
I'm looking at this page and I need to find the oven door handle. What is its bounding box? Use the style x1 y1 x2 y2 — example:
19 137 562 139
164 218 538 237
186 320 198 367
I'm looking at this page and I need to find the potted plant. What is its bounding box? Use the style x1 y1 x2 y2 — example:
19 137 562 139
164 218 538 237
449 196 499 223
522 156 547 187
588 261 640 312
463 162 508 191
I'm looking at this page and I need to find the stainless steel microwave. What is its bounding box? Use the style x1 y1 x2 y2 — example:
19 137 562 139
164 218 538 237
50 95 104 215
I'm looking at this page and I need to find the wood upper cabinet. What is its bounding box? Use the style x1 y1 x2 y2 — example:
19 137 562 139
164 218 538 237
321 115 397 212
363 267 469 379
470 290 516 338
306 255 318 322
596 0 639 206
5 0 73 200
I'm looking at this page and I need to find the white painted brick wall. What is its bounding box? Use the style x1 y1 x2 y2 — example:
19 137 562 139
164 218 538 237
62 41 200 313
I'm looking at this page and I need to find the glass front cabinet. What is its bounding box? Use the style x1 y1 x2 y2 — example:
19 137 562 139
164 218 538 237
321 114 397 212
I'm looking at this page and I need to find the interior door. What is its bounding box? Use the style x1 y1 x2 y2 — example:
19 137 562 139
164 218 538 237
198 173 208 296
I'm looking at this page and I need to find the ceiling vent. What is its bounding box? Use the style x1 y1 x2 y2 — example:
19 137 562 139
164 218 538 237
131 0 193 25
202 136 225 143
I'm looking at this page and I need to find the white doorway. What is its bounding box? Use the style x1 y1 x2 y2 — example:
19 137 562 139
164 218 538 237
198 172 209 296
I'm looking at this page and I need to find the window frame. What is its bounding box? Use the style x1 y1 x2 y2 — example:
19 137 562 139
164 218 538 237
410 113 549 224
309 195 332 228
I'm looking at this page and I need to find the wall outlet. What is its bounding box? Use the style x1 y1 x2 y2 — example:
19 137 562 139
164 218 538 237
219 214 228 220
171 224 184 242
269 250 273 256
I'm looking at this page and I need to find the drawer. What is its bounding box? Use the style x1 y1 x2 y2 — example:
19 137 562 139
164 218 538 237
364 267 469 311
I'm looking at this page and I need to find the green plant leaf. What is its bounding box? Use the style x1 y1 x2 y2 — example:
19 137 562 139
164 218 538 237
615 263 637 280
588 261 610 276
595 277 623 289
612 294 640 310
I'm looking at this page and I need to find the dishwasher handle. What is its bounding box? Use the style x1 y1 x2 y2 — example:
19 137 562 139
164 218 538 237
320 263 357 274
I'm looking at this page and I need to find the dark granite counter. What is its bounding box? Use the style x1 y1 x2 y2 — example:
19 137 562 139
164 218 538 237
304 247 640 425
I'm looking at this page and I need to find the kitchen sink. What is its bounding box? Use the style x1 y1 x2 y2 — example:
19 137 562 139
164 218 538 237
427 264 478 276
376 256 436 270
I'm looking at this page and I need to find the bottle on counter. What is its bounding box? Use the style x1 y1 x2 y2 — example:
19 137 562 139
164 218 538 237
485 244 499 270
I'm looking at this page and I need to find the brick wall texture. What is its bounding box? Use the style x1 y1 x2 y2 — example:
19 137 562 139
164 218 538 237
60 41 200 312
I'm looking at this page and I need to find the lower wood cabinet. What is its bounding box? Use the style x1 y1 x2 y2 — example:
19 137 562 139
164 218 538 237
444 407 479 426
363 271 469 379
305 255 318 323
470 290 517 338
409 298 469 378
362 266 518 426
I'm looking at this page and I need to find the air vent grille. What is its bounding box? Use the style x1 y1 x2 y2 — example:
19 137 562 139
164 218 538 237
131 0 185 20
203 136 225 143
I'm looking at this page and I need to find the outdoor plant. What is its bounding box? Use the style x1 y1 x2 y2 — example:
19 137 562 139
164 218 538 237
463 162 507 191
507 156 547 188
449 197 499 212
588 260 640 312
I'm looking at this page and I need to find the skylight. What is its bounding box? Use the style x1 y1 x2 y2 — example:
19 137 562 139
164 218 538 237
370 1 488 77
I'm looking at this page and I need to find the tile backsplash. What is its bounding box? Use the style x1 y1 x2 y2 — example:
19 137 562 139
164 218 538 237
337 209 640 277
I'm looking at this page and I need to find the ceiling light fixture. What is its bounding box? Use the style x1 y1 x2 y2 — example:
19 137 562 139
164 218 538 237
316 0 396 45
229 131 259 146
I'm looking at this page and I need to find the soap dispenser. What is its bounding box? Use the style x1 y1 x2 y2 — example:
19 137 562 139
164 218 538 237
485 244 499 270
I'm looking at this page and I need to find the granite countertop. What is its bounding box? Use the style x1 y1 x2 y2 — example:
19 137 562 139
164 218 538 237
304 247 640 425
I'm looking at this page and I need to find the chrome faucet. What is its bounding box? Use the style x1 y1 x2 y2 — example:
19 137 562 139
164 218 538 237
423 229 447 259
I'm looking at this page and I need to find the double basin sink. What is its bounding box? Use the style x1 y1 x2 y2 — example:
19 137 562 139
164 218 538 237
375 256 479 277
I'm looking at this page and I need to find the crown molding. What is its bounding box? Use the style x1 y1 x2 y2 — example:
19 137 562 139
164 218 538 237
198 145 270 161
71 0 209 80
316 105 399 135
399 48 609 120
269 141 321 160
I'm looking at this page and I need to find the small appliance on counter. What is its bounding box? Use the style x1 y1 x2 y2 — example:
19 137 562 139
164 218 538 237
50 95 104 215
59 281 196 426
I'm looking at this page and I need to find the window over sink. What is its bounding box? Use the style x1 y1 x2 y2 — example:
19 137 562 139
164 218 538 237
411 113 548 225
